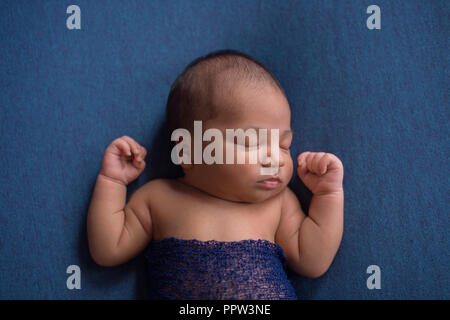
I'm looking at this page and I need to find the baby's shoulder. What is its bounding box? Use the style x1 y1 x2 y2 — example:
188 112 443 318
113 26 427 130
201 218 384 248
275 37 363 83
143 178 179 193
141 177 189 199
140 178 190 213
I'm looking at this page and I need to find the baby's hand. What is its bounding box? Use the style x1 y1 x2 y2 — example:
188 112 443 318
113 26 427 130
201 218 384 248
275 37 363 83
297 152 343 195
99 136 147 186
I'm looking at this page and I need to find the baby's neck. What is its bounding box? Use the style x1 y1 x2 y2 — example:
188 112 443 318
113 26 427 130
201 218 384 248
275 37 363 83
176 175 251 205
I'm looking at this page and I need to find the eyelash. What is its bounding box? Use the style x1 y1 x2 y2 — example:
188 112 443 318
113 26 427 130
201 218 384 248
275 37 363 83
233 137 291 150
240 144 291 151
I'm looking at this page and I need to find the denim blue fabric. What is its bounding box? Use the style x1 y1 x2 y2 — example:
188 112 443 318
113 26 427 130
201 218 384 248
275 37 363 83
0 0 448 299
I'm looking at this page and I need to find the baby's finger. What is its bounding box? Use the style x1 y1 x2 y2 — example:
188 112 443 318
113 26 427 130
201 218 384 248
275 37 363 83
135 146 147 163
297 160 308 178
142 146 147 159
121 136 142 157
133 157 145 169
131 149 144 166
305 152 315 173
135 159 146 170
312 152 326 175
317 153 330 175
114 138 132 156
138 145 147 161
297 151 309 166
324 153 344 173
135 146 148 166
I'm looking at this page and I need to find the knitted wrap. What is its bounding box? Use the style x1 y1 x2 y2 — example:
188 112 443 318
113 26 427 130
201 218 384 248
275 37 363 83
144 237 298 299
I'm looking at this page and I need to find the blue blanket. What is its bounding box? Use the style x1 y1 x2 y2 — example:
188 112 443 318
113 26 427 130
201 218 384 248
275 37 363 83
0 0 448 299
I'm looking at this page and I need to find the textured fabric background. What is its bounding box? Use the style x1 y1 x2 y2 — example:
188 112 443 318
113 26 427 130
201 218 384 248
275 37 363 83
0 0 448 299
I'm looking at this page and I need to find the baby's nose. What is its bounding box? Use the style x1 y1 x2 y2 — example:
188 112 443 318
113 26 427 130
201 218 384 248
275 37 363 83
261 149 284 167
261 158 285 168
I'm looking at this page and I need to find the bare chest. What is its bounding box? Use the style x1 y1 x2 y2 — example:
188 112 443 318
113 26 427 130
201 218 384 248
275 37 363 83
150 192 282 242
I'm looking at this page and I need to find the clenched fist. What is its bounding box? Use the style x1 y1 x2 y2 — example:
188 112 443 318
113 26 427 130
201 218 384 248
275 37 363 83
297 152 344 195
99 136 147 186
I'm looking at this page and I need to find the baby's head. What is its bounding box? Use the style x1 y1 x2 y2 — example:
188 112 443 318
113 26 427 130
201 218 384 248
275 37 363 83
166 50 293 203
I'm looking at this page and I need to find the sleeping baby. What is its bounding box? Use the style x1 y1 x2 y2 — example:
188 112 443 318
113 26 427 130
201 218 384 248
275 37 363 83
87 49 344 299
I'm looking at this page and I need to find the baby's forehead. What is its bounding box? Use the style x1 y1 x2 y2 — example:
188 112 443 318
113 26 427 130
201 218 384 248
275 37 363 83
216 83 288 113
213 78 281 104
207 97 291 134
195 73 290 129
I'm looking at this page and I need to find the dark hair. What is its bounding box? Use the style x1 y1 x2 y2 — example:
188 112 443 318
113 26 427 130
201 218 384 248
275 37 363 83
165 49 285 140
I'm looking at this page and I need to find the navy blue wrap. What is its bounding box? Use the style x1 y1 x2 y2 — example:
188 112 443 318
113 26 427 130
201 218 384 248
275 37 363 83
144 237 298 300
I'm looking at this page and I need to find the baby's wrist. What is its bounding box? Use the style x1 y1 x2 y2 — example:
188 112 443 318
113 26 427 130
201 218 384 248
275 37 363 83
98 172 127 187
313 188 344 197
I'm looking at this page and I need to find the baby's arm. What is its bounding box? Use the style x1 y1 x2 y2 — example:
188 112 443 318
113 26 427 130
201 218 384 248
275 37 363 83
87 136 152 267
276 152 344 278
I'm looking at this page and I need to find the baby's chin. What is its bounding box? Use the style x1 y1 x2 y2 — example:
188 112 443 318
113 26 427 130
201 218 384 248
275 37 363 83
179 175 287 204
213 184 287 204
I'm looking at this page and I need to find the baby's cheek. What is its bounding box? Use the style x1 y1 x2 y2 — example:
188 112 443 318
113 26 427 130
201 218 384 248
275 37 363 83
223 141 257 164
245 148 260 164
284 154 294 176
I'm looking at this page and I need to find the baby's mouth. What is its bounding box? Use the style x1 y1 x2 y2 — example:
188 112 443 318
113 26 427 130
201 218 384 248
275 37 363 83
257 176 281 189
